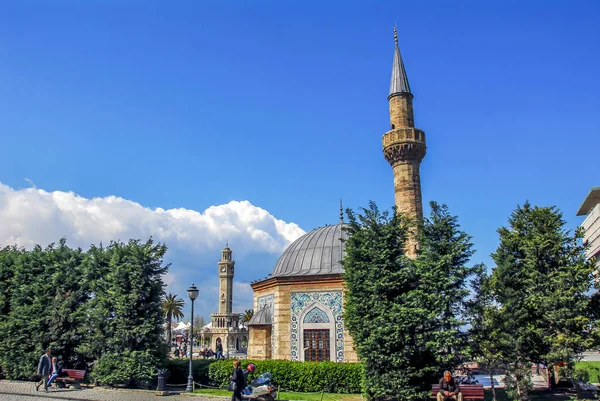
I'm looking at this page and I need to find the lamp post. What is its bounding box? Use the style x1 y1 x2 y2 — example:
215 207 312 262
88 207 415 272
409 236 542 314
186 284 199 393
226 316 231 359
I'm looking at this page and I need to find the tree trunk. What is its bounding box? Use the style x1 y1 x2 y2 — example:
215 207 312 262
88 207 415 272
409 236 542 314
490 369 497 401
166 313 172 343
515 365 523 401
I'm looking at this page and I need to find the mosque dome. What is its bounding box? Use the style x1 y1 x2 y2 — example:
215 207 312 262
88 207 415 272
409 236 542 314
271 223 348 278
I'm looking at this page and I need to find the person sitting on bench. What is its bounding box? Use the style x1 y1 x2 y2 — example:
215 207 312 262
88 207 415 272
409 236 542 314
437 371 463 401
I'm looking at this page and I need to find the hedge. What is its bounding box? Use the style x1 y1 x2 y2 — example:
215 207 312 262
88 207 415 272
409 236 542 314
165 359 217 386
208 359 364 394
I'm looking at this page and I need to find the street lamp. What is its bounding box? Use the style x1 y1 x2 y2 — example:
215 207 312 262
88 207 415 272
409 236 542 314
186 284 199 393
226 316 232 359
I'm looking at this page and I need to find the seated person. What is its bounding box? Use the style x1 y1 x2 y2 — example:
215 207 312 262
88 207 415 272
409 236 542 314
437 371 462 401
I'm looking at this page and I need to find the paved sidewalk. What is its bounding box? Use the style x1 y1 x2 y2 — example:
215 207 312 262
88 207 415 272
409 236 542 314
0 380 223 401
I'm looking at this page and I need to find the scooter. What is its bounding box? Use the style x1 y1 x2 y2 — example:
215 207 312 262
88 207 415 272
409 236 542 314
242 372 278 401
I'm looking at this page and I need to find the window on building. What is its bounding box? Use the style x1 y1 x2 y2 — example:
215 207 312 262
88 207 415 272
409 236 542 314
303 329 330 362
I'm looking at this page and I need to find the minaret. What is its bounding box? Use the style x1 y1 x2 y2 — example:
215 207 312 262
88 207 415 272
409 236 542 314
218 243 234 315
382 28 427 259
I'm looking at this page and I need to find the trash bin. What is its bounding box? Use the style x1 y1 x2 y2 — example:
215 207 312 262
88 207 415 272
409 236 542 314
157 369 168 391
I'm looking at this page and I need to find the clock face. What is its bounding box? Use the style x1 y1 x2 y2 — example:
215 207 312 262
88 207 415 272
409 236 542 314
221 267 226 272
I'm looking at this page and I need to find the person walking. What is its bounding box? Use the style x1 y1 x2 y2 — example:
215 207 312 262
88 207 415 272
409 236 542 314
229 360 245 401
35 348 51 392
216 342 223 360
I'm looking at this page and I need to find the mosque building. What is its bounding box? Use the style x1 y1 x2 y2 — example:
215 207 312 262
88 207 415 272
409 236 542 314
243 30 428 362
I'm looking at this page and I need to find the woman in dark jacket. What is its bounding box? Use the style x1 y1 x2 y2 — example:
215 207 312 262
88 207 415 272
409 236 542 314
230 359 245 401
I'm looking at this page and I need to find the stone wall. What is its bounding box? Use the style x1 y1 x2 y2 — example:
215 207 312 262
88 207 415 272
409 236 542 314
248 325 271 359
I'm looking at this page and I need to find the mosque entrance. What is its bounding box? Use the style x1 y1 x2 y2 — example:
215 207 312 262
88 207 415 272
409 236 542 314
303 329 330 362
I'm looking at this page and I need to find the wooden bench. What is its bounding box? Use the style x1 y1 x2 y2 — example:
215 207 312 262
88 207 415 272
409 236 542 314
54 369 86 388
431 384 485 401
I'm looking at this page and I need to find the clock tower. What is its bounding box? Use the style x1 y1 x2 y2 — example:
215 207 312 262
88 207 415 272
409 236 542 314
218 244 234 314
206 244 243 356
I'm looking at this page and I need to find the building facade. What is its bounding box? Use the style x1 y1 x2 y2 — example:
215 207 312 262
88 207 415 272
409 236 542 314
200 245 248 355
577 187 600 273
247 31 428 362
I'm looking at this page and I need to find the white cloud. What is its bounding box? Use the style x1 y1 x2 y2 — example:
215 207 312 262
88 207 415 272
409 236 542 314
0 182 306 316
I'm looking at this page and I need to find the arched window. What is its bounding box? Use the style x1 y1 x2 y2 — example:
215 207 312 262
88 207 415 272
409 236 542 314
303 307 330 323
299 304 334 362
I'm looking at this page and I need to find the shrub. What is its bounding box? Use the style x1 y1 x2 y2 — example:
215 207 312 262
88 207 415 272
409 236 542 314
504 365 533 401
165 359 216 386
209 359 363 394
91 350 159 388
573 368 590 382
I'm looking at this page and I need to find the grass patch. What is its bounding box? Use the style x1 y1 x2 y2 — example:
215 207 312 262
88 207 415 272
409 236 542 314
575 361 600 383
193 388 229 397
193 388 362 401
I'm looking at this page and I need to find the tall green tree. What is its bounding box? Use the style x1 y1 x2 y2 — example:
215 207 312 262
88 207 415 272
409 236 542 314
486 202 597 400
163 293 185 343
0 244 50 379
83 238 170 386
466 272 510 401
343 202 435 401
44 239 90 368
0 239 90 378
343 201 483 401
417 201 484 370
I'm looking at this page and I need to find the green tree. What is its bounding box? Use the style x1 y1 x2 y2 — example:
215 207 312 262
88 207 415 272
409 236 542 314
343 201 483 401
343 202 435 401
417 201 484 371
241 309 254 323
43 239 90 368
83 238 170 386
486 202 597 400
467 272 510 401
0 237 171 386
0 239 90 378
163 293 185 343
0 244 50 379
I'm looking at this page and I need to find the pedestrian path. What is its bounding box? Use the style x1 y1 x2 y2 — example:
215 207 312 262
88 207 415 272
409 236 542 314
0 380 224 401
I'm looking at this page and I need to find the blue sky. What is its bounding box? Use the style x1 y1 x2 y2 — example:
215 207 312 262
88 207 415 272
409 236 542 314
1 0 598 318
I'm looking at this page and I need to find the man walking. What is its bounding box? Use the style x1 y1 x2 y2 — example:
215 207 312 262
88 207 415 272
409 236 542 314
216 341 223 360
35 348 51 392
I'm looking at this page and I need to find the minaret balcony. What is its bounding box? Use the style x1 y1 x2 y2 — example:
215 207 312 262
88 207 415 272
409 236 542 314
382 128 427 165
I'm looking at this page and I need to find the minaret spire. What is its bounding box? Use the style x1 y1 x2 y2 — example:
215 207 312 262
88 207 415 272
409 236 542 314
389 27 411 98
382 29 426 259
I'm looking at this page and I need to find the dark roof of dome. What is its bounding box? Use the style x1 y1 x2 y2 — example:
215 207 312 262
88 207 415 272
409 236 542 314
271 223 347 278
247 307 272 326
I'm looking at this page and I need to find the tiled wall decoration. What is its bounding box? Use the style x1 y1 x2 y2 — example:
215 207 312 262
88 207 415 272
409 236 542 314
257 294 274 314
290 291 344 362
303 306 330 323
256 293 275 354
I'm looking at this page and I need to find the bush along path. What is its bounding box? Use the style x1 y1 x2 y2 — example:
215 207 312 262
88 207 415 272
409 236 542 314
207 359 363 394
